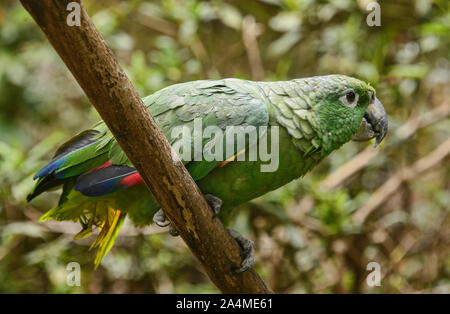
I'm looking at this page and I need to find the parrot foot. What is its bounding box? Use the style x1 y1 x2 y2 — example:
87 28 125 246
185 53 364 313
153 209 179 237
227 228 255 274
204 194 222 216
152 194 221 237
153 209 170 227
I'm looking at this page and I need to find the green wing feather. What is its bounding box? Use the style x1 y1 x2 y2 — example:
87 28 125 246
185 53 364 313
94 79 271 180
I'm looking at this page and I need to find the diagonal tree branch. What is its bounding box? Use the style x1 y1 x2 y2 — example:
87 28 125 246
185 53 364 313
353 138 450 224
20 0 271 293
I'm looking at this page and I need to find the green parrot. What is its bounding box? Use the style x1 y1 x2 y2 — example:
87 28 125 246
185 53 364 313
27 75 387 271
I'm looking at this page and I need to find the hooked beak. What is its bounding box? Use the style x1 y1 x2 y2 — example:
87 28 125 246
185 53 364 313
352 96 388 147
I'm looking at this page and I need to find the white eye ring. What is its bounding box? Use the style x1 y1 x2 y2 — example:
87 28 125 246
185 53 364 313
339 90 359 108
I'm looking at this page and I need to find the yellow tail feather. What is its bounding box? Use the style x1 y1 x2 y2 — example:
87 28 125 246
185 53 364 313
91 208 126 269
40 192 126 268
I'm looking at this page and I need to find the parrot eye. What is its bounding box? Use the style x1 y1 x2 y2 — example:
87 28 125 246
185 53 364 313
339 90 359 108
346 91 356 102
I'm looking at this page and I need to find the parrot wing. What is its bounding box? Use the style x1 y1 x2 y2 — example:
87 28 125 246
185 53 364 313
72 78 270 197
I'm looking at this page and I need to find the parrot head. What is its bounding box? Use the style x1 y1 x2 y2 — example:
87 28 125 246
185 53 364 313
308 75 387 154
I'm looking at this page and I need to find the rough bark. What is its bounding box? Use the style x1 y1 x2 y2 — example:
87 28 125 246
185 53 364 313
20 0 271 294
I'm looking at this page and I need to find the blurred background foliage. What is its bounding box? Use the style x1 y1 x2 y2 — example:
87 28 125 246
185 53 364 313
0 0 449 293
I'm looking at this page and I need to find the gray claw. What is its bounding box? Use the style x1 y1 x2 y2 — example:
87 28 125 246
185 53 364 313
227 228 255 274
153 209 179 237
204 194 222 216
153 194 222 237
169 225 179 237
153 209 170 227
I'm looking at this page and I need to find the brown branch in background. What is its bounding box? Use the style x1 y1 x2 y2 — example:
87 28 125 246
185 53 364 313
137 13 178 37
353 138 450 224
320 146 378 191
242 15 265 81
393 102 450 139
380 210 448 285
20 0 271 293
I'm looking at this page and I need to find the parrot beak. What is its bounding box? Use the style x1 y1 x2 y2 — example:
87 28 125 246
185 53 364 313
352 95 388 147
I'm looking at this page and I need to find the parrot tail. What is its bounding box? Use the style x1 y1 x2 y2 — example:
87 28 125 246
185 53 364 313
39 190 127 269
28 129 135 267
27 129 109 202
